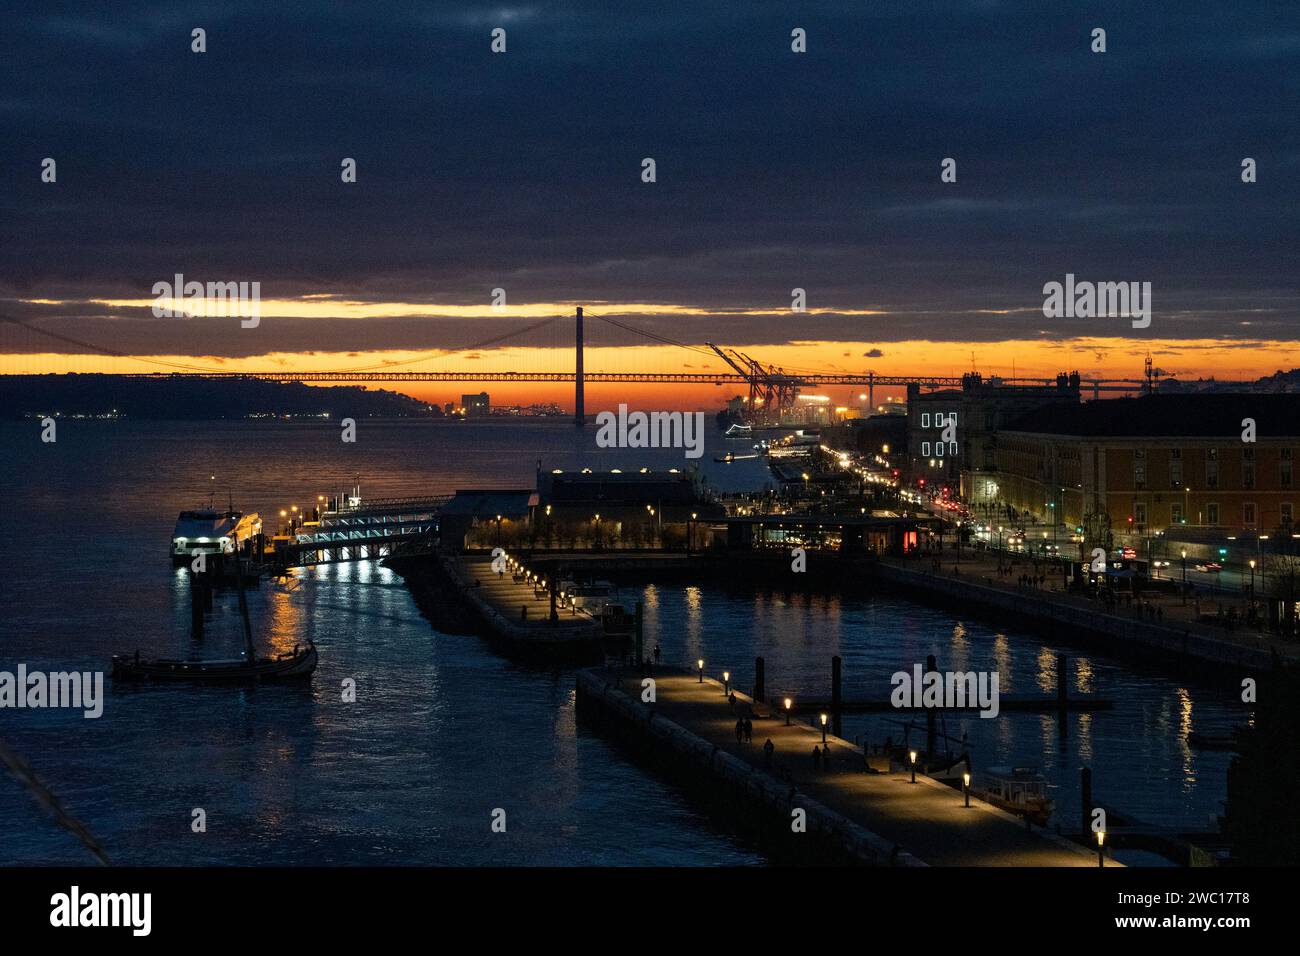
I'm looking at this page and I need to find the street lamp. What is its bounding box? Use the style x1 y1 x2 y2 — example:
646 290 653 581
1181 549 1188 605
1249 559 1256 597
697 658 704 683
963 771 971 807
722 671 730 696
1096 829 1106 868
909 750 918 784
820 713 828 744
784 697 792 725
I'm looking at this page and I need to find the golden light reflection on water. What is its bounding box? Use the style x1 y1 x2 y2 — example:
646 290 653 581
1074 657 1095 695
992 634 1011 687
1035 647 1056 695
266 570 305 655
684 586 702 656
1076 713 1094 762
950 623 968 673
1177 688 1197 786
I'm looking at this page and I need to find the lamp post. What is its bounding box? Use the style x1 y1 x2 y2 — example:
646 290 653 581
723 671 730 696
963 771 971 807
1096 829 1106 867
909 750 918 784
784 697 792 726
1249 559 1256 598
820 713 828 744
697 658 704 683
1181 549 1188 605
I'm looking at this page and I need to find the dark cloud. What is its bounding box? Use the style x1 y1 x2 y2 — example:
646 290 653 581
1 0 1297 353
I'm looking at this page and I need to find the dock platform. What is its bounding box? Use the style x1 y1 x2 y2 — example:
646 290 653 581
441 555 605 658
577 667 1117 867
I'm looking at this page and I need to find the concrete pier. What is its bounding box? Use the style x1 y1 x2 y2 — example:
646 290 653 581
435 555 604 658
577 667 1113 866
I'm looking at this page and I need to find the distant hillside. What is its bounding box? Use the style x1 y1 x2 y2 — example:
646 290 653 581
1158 368 1300 394
0 374 441 420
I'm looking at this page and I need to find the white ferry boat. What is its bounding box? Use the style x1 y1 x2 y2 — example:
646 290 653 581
171 510 262 565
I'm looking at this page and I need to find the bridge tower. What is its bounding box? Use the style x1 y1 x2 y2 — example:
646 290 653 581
574 306 584 426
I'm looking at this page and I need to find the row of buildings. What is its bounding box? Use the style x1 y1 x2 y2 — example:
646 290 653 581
893 375 1300 538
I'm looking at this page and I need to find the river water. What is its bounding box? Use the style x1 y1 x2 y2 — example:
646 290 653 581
0 420 1240 865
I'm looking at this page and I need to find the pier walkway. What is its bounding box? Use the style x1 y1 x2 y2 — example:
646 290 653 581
581 667 1112 866
441 556 603 652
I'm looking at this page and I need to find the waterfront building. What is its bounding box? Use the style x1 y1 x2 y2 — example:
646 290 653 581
905 372 1081 495
439 489 536 550
989 394 1300 536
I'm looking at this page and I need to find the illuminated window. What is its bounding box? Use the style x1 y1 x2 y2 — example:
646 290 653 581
922 442 931 456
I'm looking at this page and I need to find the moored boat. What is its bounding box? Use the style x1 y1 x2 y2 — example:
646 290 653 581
112 642 317 681
970 766 1055 825
119 525 318 684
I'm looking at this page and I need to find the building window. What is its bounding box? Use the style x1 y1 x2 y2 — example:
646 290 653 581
921 413 930 428
1171 503 1183 525
1243 447 1255 461
1207 502 1219 525
1133 450 1146 490
1134 502 1147 526
921 441 931 456
1283 461 1292 488
948 441 958 455
1206 456 1218 489
1243 502 1257 528
1282 503 1294 526
1244 463 1255 490
1170 457 1182 488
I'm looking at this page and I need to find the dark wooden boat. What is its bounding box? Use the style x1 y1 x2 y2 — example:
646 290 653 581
114 532 318 683
112 642 317 681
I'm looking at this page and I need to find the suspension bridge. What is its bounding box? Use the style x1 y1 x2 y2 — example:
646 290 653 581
3 305 1165 425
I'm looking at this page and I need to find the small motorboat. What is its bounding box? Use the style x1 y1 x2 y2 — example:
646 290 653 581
970 766 1055 825
724 423 752 437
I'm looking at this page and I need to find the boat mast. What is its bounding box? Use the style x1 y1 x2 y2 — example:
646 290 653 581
230 532 256 662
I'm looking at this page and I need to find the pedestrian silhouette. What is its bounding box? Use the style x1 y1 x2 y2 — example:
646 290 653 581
735 718 744 743
763 738 775 768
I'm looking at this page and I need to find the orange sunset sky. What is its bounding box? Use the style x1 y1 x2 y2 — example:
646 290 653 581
4 294 1297 412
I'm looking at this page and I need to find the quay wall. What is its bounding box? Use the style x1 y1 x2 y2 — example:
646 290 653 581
575 669 925 867
870 561 1282 672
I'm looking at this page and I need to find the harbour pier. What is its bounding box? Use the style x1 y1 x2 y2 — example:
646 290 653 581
576 666 1114 866
414 554 605 659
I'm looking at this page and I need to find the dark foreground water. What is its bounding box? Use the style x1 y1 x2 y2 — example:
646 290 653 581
0 421 1240 865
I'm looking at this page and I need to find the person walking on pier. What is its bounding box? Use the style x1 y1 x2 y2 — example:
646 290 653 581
653 643 661 665
763 738 774 768
735 718 744 744
812 745 821 772
744 718 753 743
